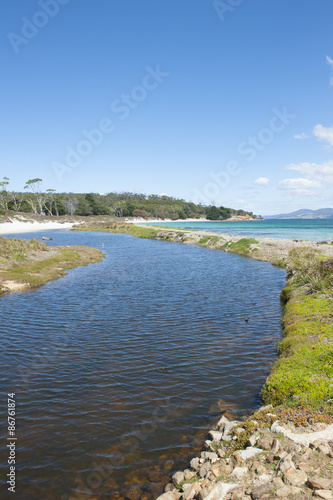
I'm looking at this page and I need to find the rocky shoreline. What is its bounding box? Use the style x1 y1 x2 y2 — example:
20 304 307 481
157 405 333 500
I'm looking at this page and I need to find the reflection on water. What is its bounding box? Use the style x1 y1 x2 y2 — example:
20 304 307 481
0 231 285 499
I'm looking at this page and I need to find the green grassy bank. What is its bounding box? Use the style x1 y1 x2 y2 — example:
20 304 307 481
0 236 104 295
261 248 333 414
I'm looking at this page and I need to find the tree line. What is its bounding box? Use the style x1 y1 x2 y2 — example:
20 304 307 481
0 177 256 220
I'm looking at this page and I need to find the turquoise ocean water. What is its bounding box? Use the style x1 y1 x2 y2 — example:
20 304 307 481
145 219 333 242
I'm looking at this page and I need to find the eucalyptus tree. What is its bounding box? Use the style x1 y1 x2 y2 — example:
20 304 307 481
0 177 10 211
24 178 45 214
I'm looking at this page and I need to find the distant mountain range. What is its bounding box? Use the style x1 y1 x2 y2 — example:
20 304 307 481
264 208 333 219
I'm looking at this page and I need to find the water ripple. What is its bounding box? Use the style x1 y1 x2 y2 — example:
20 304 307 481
0 231 285 499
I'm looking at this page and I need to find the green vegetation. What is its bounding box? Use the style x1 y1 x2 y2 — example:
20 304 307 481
261 248 333 412
73 221 158 239
0 177 256 221
286 247 333 294
223 238 259 256
0 237 103 295
198 235 220 246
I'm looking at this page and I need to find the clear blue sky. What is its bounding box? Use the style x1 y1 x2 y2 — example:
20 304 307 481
1 0 333 215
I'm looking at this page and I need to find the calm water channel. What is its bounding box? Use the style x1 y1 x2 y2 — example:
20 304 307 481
0 230 285 499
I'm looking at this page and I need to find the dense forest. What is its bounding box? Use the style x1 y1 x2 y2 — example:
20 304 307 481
0 177 257 220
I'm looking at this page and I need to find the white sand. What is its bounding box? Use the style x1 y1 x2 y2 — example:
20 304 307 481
0 219 75 235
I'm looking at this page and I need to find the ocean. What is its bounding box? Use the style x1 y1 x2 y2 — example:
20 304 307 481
144 218 333 242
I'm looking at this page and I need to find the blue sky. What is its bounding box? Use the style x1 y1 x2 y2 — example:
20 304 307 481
1 0 333 215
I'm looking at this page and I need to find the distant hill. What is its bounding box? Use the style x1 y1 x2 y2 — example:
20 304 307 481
265 208 333 219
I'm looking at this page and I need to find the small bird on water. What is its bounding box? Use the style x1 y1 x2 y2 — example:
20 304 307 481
245 317 249 323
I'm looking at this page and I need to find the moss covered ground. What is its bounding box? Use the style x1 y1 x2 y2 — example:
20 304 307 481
261 248 333 416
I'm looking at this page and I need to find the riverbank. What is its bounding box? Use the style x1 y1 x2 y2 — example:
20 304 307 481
72 221 333 499
0 237 104 295
72 221 333 263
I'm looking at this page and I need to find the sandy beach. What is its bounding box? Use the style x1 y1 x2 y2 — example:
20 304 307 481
0 218 76 235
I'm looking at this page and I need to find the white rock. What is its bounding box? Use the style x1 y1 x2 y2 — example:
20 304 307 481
314 490 333 500
182 482 201 500
216 415 229 430
259 404 273 412
156 492 182 500
203 482 238 500
172 471 185 487
271 422 333 447
208 430 223 442
222 421 238 440
190 457 200 470
230 466 248 479
237 447 263 460
201 451 218 462
255 473 273 484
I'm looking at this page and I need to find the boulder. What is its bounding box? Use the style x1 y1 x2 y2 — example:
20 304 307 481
201 451 218 462
190 457 200 471
308 476 332 490
164 483 174 492
172 471 184 487
203 482 238 500
278 454 295 474
184 469 196 482
246 433 258 447
199 462 211 478
204 440 216 451
271 438 280 453
314 491 333 500
257 435 273 451
250 482 272 499
208 430 223 442
283 468 307 486
216 415 229 430
275 485 303 497
237 447 262 461
182 482 201 500
156 493 182 500
230 466 248 479
319 443 332 455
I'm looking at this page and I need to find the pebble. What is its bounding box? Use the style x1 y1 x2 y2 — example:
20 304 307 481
158 412 333 500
